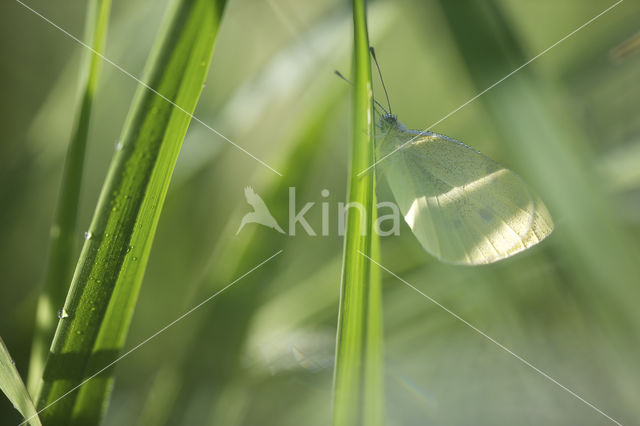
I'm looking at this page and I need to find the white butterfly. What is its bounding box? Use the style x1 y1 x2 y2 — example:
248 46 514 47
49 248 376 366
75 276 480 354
375 113 553 265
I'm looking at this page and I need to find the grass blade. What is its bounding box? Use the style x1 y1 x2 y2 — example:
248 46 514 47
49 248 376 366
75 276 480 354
27 0 112 397
332 1 384 425
34 0 228 424
1 337 42 426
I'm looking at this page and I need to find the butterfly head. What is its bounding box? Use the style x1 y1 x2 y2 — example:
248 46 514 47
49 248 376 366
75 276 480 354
378 113 406 133
379 113 397 129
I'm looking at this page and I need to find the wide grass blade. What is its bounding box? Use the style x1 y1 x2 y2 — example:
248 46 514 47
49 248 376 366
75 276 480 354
332 1 384 425
34 0 228 424
27 0 112 397
1 337 42 426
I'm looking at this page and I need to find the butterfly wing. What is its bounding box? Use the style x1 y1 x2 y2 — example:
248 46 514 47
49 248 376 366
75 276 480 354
377 128 553 265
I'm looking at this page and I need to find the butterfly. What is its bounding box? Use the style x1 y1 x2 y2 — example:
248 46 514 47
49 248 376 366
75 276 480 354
375 113 553 265
337 48 553 264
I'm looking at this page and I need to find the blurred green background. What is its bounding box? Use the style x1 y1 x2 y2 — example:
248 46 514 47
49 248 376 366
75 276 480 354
1 0 640 424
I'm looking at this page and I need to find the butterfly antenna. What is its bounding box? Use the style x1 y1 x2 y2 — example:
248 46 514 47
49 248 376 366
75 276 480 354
334 70 389 114
369 47 392 115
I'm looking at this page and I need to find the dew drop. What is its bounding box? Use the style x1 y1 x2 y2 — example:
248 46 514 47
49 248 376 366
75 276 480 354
75 330 82 335
133 256 138 261
58 308 69 319
115 139 123 151
84 231 93 240
126 245 133 253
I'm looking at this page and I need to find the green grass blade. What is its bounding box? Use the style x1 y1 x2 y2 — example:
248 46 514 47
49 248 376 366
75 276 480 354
332 1 384 425
34 0 228 424
1 337 42 426
362 231 383 426
27 0 112 398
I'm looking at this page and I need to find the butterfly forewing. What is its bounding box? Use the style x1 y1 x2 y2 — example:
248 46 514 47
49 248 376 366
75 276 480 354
377 125 553 265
